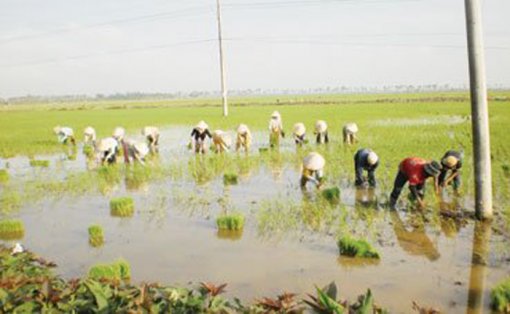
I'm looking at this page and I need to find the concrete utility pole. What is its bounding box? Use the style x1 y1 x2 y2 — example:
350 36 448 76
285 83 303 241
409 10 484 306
464 0 493 220
216 0 228 117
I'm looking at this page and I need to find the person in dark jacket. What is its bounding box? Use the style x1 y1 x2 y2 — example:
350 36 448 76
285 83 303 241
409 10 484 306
389 157 442 209
438 150 462 192
354 148 379 187
190 121 212 154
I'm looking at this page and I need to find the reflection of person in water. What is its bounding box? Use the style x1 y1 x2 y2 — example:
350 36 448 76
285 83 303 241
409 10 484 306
355 188 377 208
390 211 440 261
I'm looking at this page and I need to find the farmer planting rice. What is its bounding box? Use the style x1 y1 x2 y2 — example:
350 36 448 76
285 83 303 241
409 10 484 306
53 126 76 145
354 148 379 187
212 130 232 154
438 150 463 193
342 122 358 145
268 111 284 148
96 137 119 165
83 126 96 145
125 140 150 165
191 121 212 154
389 157 442 209
141 126 160 153
300 152 325 189
112 127 126 143
314 120 329 144
236 124 252 153
292 122 306 147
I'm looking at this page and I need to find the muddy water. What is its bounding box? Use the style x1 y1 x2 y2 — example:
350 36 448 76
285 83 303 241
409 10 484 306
1 127 509 314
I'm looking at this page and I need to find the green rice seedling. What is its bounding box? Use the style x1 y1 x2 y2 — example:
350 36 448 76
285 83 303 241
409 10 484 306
337 236 380 259
322 187 340 202
491 278 510 312
258 148 269 153
223 173 238 185
502 164 510 178
88 224 104 247
216 214 245 231
88 258 131 281
0 190 22 215
0 219 25 240
0 169 8 183
110 197 134 217
29 159 50 167
82 144 94 158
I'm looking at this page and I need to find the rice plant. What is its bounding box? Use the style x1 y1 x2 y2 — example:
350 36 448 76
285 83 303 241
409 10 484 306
88 258 131 281
0 219 25 240
29 159 50 167
223 173 238 185
337 236 380 259
88 224 104 247
0 169 8 183
491 278 510 312
216 214 245 231
110 197 134 217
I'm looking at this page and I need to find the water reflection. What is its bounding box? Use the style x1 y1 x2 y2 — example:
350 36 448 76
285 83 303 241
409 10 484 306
390 211 440 261
337 256 380 268
355 188 377 208
216 229 243 241
466 221 492 314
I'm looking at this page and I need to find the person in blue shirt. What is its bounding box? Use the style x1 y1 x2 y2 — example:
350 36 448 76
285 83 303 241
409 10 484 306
354 148 379 187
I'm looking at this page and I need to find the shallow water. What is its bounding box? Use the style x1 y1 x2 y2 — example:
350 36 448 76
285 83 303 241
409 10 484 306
1 127 509 313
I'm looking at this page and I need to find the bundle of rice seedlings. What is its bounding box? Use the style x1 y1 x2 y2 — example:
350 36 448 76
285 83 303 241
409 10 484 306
29 160 50 167
88 224 104 247
0 219 25 240
216 214 245 231
322 187 340 202
88 259 131 281
491 278 510 312
223 173 238 185
110 197 134 217
337 236 380 259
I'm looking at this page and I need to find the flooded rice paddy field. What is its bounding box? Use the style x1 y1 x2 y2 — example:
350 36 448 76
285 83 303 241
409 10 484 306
1 126 510 313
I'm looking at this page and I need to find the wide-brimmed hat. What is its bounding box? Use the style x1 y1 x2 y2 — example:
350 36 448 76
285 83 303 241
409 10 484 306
315 120 327 133
303 152 325 171
142 126 159 137
293 123 306 136
271 111 281 119
442 155 458 168
424 160 442 176
367 151 379 166
344 122 358 133
196 120 208 132
237 124 249 135
53 126 61 134
97 137 118 152
112 127 125 140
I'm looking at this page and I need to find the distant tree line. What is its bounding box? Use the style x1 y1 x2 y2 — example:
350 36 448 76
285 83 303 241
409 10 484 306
1 84 509 105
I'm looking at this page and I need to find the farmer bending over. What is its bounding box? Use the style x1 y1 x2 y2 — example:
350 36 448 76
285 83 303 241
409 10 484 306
314 120 329 144
269 111 285 148
96 137 119 165
83 126 96 145
212 130 232 154
53 126 76 145
292 123 306 147
236 124 252 153
354 148 379 187
438 150 463 193
125 140 150 165
389 157 442 209
191 121 212 154
142 126 160 153
342 123 358 145
300 152 325 189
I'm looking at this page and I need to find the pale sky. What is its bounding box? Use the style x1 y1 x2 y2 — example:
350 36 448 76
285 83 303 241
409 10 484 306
0 0 509 98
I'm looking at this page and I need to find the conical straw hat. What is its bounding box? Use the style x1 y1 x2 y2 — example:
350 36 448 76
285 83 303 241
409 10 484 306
271 111 281 119
196 120 208 132
303 152 325 171
237 124 249 134
344 123 358 133
443 155 458 168
367 151 379 165
113 127 125 139
315 120 327 133
293 123 306 136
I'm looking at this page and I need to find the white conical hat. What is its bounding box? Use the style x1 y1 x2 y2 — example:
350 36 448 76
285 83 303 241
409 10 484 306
142 126 159 137
315 120 327 133
213 130 232 146
84 126 95 136
237 124 249 135
271 111 281 119
293 123 306 136
367 151 379 165
113 127 125 139
443 155 458 168
53 125 61 134
196 120 208 132
344 122 358 133
303 152 325 171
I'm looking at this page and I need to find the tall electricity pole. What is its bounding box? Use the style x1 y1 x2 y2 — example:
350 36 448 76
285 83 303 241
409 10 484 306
216 0 228 117
464 0 493 220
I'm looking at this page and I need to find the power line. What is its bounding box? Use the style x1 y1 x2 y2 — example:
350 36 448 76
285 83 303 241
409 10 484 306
0 5 213 45
223 0 422 9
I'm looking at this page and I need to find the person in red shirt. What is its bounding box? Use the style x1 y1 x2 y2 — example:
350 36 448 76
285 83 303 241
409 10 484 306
389 157 442 209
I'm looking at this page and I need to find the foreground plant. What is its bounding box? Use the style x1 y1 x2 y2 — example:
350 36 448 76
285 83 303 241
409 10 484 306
322 186 340 202
337 236 380 259
88 224 104 247
216 214 245 231
255 292 302 313
0 219 25 240
491 278 510 312
110 197 134 217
